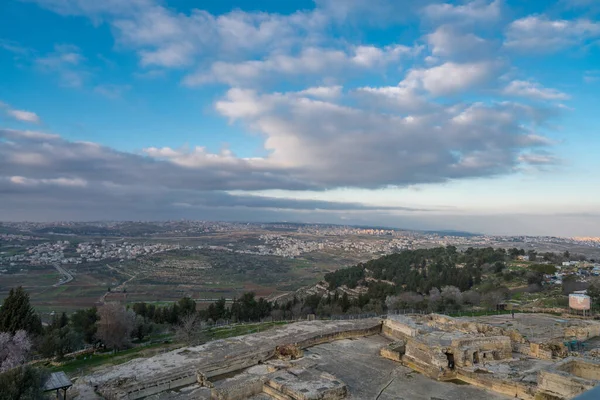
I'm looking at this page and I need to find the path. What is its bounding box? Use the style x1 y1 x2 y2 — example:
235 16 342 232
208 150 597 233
98 264 136 304
52 263 73 287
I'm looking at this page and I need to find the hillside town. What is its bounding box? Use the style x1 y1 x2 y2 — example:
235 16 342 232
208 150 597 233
2 221 600 268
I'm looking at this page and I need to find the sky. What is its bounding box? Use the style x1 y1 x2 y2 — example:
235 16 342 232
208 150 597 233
0 0 599 237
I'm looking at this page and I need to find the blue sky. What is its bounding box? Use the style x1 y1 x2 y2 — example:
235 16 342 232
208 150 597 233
0 0 599 236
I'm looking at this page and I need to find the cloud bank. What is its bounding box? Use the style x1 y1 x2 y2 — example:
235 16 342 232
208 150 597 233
2 0 594 235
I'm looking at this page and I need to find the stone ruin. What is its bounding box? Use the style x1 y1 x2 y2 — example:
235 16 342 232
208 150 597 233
380 313 600 399
77 313 600 400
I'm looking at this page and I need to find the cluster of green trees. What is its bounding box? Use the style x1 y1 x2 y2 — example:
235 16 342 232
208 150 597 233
204 293 272 322
323 246 505 293
273 291 384 318
132 297 196 325
305 246 555 316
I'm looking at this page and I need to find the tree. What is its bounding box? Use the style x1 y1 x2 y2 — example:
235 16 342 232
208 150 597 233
428 287 442 312
39 314 82 359
175 313 206 346
561 274 583 295
0 330 31 372
132 315 153 342
527 272 544 286
132 303 147 319
462 290 481 306
0 287 42 335
527 250 537 262
587 278 600 306
482 291 505 310
0 365 48 400
391 292 424 311
177 297 196 318
207 298 228 322
339 292 350 313
493 262 506 274
441 286 462 311
531 264 557 274
96 303 135 350
71 307 98 344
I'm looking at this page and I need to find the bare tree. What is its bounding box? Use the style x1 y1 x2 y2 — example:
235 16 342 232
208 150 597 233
175 313 205 346
428 287 442 311
400 292 424 310
441 286 462 308
385 295 400 311
96 303 135 350
482 291 505 310
462 290 481 306
0 330 31 372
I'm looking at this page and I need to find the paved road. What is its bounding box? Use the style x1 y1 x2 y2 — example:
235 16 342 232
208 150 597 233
52 263 73 287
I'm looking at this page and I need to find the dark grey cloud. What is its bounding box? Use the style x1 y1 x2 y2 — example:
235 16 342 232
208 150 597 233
0 129 313 191
0 177 423 222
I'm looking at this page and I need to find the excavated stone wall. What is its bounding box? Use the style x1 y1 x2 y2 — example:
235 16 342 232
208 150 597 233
538 370 596 399
456 370 536 400
451 336 512 367
295 325 382 349
381 317 419 340
211 375 264 400
557 359 600 381
513 343 554 360
88 319 382 400
564 324 600 341
402 338 450 380
379 341 405 362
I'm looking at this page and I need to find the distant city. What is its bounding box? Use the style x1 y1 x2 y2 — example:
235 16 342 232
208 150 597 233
2 221 600 268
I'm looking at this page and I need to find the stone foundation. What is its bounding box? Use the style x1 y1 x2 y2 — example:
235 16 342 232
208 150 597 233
538 358 600 400
81 313 600 400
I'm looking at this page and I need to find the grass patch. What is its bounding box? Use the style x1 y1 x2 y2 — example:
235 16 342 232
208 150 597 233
45 321 290 377
205 321 289 340
45 342 173 375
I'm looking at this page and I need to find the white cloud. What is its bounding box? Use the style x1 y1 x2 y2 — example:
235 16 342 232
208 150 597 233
505 16 600 52
36 44 84 68
215 88 273 119
351 44 414 67
0 103 41 124
94 84 132 99
517 153 557 165
183 44 414 86
426 25 491 60
298 86 343 99
9 176 88 187
35 44 89 87
212 89 557 187
584 70 600 83
143 146 261 169
0 39 31 56
22 0 151 17
0 128 57 140
423 0 502 23
355 86 428 111
139 42 195 68
401 61 497 96
503 80 570 100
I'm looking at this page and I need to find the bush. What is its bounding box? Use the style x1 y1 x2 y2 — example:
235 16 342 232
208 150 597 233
0 366 48 400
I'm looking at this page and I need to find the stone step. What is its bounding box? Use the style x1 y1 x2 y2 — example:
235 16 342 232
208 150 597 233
262 384 295 400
